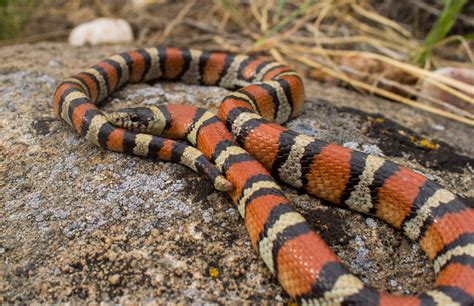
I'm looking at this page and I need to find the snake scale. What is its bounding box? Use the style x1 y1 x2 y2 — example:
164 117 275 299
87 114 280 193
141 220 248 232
53 47 474 305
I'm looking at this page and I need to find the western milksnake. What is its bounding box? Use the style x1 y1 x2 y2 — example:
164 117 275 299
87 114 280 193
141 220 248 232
53 47 474 305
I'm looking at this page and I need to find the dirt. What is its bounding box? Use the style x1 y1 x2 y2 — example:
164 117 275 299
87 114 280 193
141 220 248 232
0 42 473 304
337 107 474 174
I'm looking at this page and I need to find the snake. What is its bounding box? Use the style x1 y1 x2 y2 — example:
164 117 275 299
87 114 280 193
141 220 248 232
53 47 473 305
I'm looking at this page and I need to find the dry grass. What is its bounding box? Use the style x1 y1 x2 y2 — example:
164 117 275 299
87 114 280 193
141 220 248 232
3 0 472 125
207 0 473 125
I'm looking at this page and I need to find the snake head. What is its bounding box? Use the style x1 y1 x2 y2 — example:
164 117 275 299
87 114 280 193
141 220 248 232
106 107 156 132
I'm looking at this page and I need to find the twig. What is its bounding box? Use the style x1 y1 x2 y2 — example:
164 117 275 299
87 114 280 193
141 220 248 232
290 45 474 104
0 28 70 47
289 32 413 53
281 46 473 126
157 0 196 44
413 0 474 26
350 1 412 38
339 65 473 119
433 35 474 63
183 18 222 35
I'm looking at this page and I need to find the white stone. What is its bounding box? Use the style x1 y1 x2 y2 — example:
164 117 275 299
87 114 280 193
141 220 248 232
68 18 133 46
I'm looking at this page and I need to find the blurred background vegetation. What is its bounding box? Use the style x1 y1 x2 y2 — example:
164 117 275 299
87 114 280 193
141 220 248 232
1 0 472 124
0 0 38 40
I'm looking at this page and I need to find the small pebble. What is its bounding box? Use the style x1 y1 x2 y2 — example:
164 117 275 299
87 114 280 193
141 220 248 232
108 274 121 285
362 144 384 156
202 211 212 223
365 218 377 228
432 124 445 131
343 141 359 150
107 251 117 262
48 59 63 68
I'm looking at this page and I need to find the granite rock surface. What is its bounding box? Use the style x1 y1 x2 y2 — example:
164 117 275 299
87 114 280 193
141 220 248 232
1 42 473 304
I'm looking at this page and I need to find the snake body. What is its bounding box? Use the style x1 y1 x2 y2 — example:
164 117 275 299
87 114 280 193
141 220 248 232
53 47 474 305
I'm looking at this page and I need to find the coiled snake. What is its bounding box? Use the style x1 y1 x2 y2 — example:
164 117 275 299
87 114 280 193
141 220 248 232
53 47 473 305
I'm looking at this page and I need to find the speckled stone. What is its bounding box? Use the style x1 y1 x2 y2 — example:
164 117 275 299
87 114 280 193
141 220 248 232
0 42 472 304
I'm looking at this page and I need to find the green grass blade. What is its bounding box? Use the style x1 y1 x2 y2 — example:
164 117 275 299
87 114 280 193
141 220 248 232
416 0 467 65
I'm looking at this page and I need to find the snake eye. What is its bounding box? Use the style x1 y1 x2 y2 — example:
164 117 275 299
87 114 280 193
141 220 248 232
130 114 140 122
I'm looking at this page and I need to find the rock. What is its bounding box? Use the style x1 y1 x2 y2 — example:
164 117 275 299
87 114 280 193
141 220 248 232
419 67 474 113
107 251 117 262
132 0 154 8
0 42 472 304
68 18 133 46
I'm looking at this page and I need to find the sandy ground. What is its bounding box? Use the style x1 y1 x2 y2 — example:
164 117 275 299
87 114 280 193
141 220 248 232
0 42 473 304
